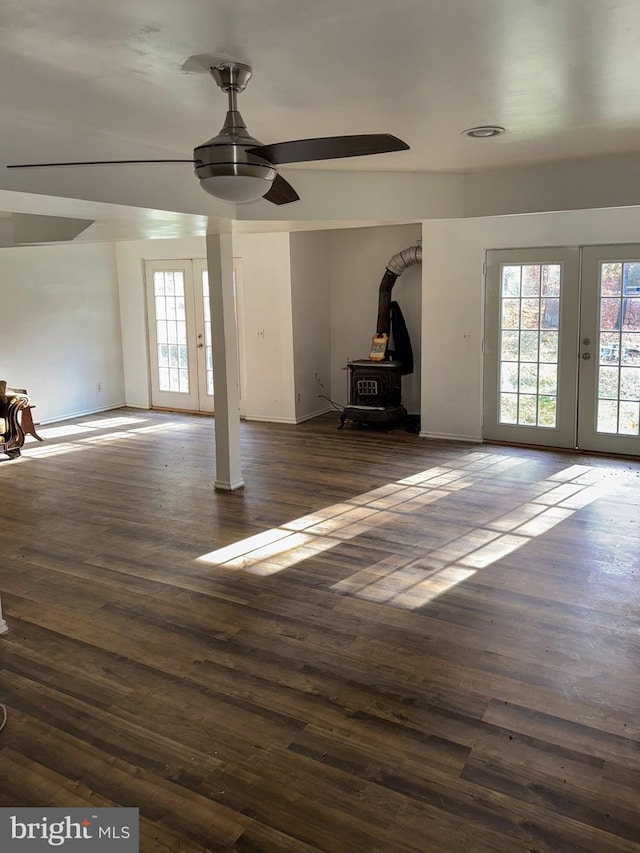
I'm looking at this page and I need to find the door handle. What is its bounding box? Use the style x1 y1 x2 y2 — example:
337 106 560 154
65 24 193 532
196 343 204 349
582 352 591 360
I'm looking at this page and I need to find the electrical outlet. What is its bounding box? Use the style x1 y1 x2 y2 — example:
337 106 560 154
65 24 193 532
97 382 102 392
296 392 301 402
256 328 265 339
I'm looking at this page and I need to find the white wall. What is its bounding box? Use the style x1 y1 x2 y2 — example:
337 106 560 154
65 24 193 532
289 231 332 421
420 205 640 441
0 242 123 423
463 151 640 218
328 223 423 413
115 236 206 408
232 232 296 423
116 232 298 422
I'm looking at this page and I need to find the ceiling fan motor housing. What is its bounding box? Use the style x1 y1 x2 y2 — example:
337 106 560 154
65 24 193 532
193 128 276 201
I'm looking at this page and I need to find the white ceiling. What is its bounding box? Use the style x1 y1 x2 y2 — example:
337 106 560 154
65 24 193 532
3 0 640 236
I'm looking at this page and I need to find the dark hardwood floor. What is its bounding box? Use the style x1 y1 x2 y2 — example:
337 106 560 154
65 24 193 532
1 408 639 852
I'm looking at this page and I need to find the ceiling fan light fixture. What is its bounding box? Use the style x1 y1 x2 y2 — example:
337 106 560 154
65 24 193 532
199 173 274 202
195 162 276 202
462 125 505 138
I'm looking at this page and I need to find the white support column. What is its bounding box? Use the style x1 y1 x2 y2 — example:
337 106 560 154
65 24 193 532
0 595 8 635
206 232 244 491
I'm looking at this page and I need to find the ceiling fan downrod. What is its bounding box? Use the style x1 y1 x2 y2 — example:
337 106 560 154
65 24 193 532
206 62 257 143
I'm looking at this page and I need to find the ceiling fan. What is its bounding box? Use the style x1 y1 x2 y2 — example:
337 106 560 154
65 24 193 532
6 62 410 206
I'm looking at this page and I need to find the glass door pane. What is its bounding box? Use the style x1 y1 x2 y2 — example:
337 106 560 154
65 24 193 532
153 270 189 394
484 248 580 448
201 269 214 397
191 260 214 414
579 247 640 455
498 263 560 429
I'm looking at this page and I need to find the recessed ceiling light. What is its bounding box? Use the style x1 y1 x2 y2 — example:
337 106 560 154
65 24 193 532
462 126 505 138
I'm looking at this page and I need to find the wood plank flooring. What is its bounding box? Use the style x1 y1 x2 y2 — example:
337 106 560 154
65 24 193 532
1 408 639 852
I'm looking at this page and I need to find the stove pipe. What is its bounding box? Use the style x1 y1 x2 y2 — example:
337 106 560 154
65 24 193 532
375 244 422 336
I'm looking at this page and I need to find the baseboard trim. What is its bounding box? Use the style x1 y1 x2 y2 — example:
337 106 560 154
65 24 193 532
39 402 127 425
419 431 482 443
243 415 298 425
214 479 246 492
295 407 332 424
243 407 332 426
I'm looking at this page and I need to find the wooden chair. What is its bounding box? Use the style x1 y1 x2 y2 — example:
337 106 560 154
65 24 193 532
0 381 43 458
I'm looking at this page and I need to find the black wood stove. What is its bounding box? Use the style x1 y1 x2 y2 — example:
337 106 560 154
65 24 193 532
338 360 406 428
338 243 421 430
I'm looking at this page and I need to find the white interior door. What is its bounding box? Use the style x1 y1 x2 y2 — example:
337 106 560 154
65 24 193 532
484 246 640 456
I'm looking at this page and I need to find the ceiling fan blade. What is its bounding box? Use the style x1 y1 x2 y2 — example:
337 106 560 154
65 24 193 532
6 159 196 169
248 134 409 165
263 173 300 205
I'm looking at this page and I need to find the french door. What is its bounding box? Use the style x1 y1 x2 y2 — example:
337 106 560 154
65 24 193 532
145 260 213 412
484 245 640 456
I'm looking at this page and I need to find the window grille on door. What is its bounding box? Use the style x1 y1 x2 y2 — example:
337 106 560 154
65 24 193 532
153 271 189 393
596 262 640 435
498 263 561 428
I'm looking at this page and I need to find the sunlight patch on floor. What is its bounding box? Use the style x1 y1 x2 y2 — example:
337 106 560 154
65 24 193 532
27 423 98 440
5 418 186 465
197 452 525 575
126 423 189 434
242 537 337 576
83 416 149 429
79 431 133 444
202 527 297 564
20 442 85 458
329 465 620 609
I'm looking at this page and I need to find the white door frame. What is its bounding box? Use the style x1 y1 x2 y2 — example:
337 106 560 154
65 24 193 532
145 260 200 411
483 247 580 448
